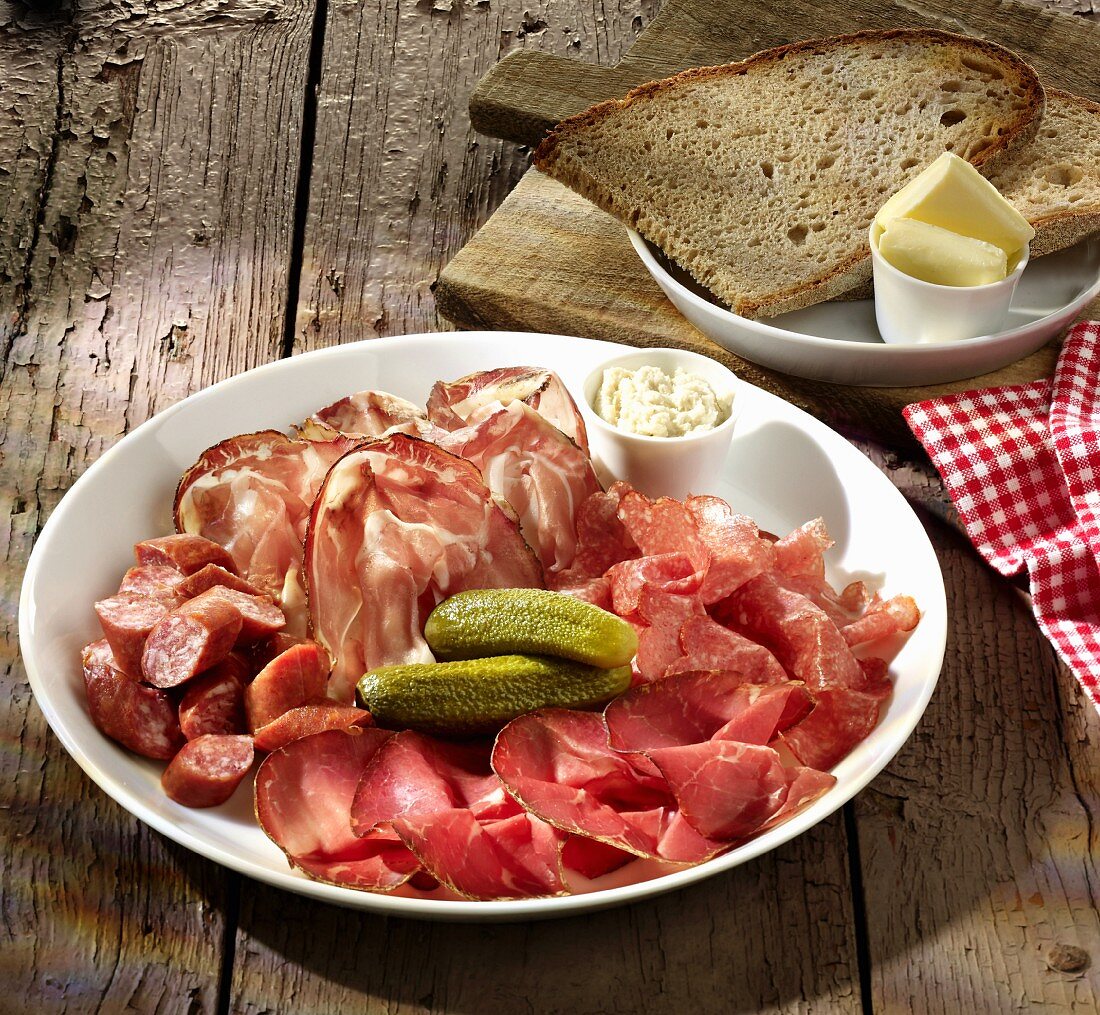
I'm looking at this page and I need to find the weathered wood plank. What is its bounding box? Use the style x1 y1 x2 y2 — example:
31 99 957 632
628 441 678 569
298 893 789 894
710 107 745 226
231 822 861 1015
855 450 1100 1011
2 0 316 1009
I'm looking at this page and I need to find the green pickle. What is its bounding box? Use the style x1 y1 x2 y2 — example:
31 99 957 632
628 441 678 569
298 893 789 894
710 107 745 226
356 654 632 736
424 588 638 669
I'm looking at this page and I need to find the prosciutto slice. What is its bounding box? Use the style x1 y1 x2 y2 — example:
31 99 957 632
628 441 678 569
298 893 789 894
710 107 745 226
436 401 602 576
350 733 567 900
305 434 544 702
299 390 428 440
174 431 353 634
255 726 421 891
427 367 589 453
492 708 723 863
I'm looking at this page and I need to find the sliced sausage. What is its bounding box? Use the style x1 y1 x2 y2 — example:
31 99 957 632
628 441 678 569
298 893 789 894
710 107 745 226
178 662 248 740
252 703 372 753
118 565 184 604
161 734 254 808
142 597 243 688
245 643 330 731
82 640 184 760
249 633 309 670
135 534 237 576
176 564 265 600
94 592 174 677
191 586 285 643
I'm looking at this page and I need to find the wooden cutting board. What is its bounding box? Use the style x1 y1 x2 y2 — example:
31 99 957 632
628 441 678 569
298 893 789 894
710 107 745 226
435 0 1100 446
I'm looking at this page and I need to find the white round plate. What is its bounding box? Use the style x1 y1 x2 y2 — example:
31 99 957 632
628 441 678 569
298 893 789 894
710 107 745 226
630 229 1100 387
20 331 947 921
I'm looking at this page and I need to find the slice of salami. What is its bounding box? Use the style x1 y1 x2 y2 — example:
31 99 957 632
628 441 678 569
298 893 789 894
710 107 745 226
245 642 331 731
255 727 418 892
492 708 722 863
350 731 566 900
772 518 833 580
178 662 248 740
176 564 265 600
427 366 589 452
719 573 864 692
634 585 704 682
605 552 700 616
617 491 709 571
605 674 810 753
674 615 788 685
646 740 789 841
252 703 372 753
135 534 237 576
685 496 777 602
842 595 920 647
778 688 883 770
161 734 254 808
82 640 184 760
118 565 184 604
549 482 638 587
94 592 174 677
141 596 243 688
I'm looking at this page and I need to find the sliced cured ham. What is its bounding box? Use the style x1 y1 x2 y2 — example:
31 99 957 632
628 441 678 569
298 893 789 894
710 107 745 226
305 434 544 703
174 430 354 634
434 401 602 576
427 366 588 453
560 835 635 879
350 732 566 900
161 734 254 808
645 741 789 840
492 708 722 863
255 727 420 891
301 390 429 440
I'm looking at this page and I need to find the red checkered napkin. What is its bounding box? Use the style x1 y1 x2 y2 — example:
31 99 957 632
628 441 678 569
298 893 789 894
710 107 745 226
904 321 1100 712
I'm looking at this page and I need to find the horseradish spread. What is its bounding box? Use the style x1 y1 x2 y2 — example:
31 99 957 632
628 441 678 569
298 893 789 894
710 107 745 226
594 364 731 438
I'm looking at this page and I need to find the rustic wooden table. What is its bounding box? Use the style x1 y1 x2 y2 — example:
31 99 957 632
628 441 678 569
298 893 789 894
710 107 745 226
3 0 1099 1011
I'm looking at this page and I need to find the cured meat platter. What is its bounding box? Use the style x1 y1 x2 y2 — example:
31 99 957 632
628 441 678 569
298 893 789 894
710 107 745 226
20 331 946 919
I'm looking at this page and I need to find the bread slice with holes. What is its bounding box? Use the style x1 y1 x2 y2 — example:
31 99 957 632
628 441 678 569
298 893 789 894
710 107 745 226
533 30 1044 319
989 89 1100 256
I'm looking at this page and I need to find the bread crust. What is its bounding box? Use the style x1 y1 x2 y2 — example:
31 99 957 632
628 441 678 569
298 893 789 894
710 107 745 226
534 29 1046 319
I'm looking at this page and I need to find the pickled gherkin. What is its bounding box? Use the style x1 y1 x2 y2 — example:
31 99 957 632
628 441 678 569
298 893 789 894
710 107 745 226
424 589 637 669
356 654 632 736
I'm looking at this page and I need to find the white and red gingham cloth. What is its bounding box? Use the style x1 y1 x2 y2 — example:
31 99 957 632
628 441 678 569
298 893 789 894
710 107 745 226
904 321 1100 713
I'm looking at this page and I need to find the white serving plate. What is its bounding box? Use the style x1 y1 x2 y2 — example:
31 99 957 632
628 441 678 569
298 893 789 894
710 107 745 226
629 230 1100 387
20 331 947 921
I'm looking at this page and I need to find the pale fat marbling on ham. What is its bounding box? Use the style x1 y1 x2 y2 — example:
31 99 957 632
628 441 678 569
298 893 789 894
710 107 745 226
304 434 544 703
174 431 355 635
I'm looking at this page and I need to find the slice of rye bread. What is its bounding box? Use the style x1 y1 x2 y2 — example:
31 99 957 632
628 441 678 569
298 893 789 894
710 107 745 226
533 29 1044 319
990 88 1100 256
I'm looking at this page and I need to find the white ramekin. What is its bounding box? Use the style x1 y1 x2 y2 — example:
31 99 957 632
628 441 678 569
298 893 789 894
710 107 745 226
581 347 740 500
869 221 1030 345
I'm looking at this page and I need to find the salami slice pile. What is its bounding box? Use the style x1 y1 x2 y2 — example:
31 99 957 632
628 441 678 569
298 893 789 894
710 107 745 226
79 365 921 901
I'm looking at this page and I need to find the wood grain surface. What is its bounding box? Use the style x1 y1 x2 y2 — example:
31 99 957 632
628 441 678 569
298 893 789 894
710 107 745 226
2 0 1098 1012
